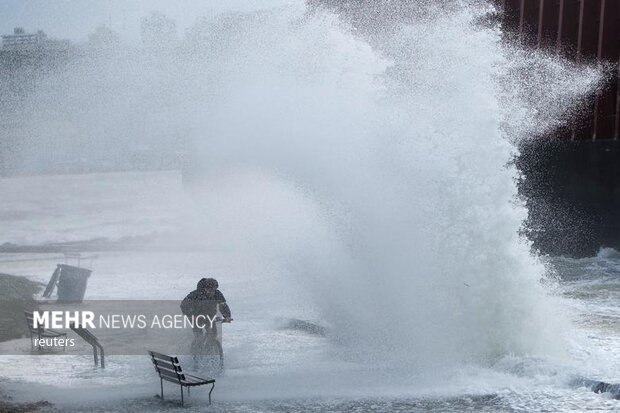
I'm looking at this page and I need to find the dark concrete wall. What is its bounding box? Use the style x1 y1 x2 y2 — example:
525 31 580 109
518 139 620 257
501 0 620 257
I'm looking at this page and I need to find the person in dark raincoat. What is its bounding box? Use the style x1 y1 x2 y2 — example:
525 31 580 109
181 277 232 323
181 277 232 369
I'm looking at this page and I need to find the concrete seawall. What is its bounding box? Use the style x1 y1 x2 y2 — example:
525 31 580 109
518 139 620 257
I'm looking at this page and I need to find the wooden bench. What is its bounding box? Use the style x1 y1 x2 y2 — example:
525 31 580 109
24 311 67 351
148 350 215 406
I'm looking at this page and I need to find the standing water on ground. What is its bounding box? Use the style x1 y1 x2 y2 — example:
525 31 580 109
0 0 613 411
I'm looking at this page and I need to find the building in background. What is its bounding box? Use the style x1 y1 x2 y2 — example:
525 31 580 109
0 27 77 176
2 27 48 50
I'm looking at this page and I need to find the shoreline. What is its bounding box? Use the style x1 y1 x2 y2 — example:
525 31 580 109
0 273 51 412
0 273 43 343
0 400 50 413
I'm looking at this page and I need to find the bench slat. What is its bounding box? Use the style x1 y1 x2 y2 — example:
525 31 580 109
39 329 66 337
160 375 183 385
149 351 178 364
75 330 96 340
155 364 180 375
24 312 40 333
155 365 180 378
156 367 184 382
152 359 181 372
184 373 215 383
182 377 215 385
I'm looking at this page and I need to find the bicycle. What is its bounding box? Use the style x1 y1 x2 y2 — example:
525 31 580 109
191 317 229 376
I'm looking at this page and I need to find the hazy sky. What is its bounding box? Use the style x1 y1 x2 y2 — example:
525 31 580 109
0 0 293 43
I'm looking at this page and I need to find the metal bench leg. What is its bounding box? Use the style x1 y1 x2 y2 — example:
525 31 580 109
160 378 164 400
208 382 215 405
